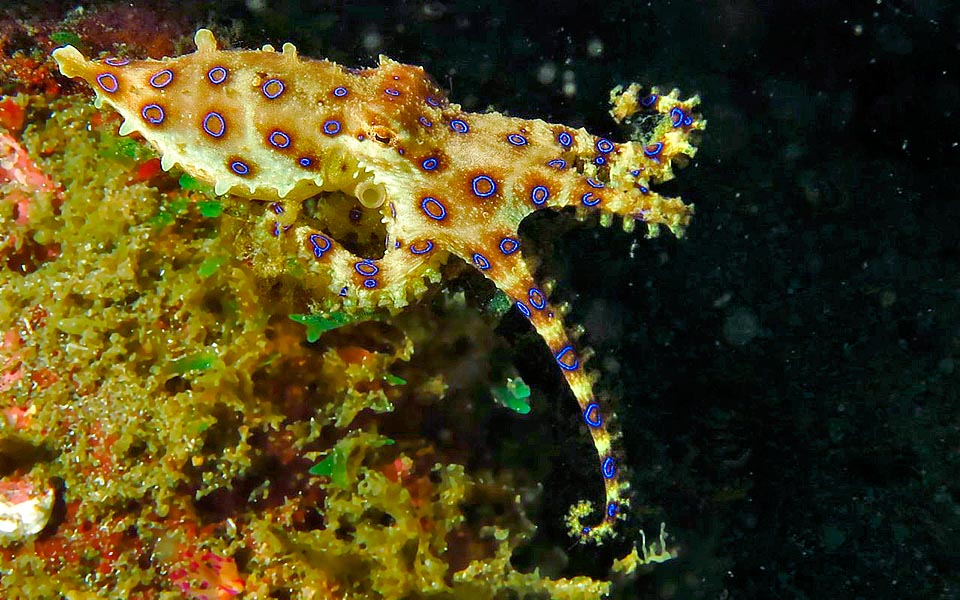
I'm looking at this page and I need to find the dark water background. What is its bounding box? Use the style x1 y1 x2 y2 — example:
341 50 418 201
5 1 958 598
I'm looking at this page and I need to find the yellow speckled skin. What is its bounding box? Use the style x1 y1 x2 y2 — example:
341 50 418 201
53 29 704 545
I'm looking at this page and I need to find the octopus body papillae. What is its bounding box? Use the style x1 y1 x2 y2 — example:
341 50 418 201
53 29 704 546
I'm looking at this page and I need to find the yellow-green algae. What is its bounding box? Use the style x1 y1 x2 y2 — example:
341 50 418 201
0 93 615 597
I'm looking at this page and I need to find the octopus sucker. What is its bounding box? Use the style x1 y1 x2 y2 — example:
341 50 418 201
52 28 705 549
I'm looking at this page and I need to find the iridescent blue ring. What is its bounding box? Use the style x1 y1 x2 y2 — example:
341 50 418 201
426 96 440 107
323 120 341 135
202 112 226 138
581 192 601 206
333 86 349 97
586 178 605 189
363 279 378 288
309 233 332 258
262 78 285 99
450 119 469 133
607 502 618 518
516 301 531 318
528 287 546 309
149 69 174 89
207 66 228 85
384 88 400 97
602 457 617 479
268 130 291 149
594 156 606 166
471 175 496 198
506 133 528 146
498 237 519 255
95 73 119 93
141 104 165 125
104 58 129 66
354 260 380 276
555 345 580 371
420 196 447 221
421 157 439 171
472 253 491 270
530 185 549 206
670 107 684 127
583 403 602 427
418 116 433 127
410 240 434 255
683 115 694 127
298 157 313 168
546 158 567 169
644 142 664 157
230 160 250 176
641 93 658 107
595 138 614 153
557 131 573 147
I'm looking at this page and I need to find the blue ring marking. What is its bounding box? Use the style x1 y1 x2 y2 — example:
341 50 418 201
420 196 447 221
262 78 285 99
95 73 119 93
268 130 291 149
202 112 226 138
410 240 434 255
683 115 694 127
546 158 567 169
582 526 592 534
528 287 546 309
418 116 433 127
641 93 658 107
426 96 440 107
555 345 580 371
498 237 519 255
230 160 250 176
670 107 684 127
421 157 439 171
595 138 614 153
390 203 397 219
149 69 174 89
333 86 348 97
357 134 366 141
472 253 491 270
354 260 380 276
450 119 469 133
607 502 618 518
586 178 605 189
593 156 606 166
384 88 400 97
557 131 573 147
141 104 165 125
363 278 378 288
644 142 664 157
271 202 284 215
639 185 649 194
323 120 341 135
339 287 348 297
630 169 641 177
583 403 602 427
309 233 332 258
602 457 617 479
471 175 496 198
272 221 281 237
516 301 531 318
581 192 601 206
530 185 549 206
207 66 228 85
104 57 129 66
298 157 313 168
506 133 528 146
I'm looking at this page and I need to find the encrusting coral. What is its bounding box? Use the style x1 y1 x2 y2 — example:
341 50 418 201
0 22 699 598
